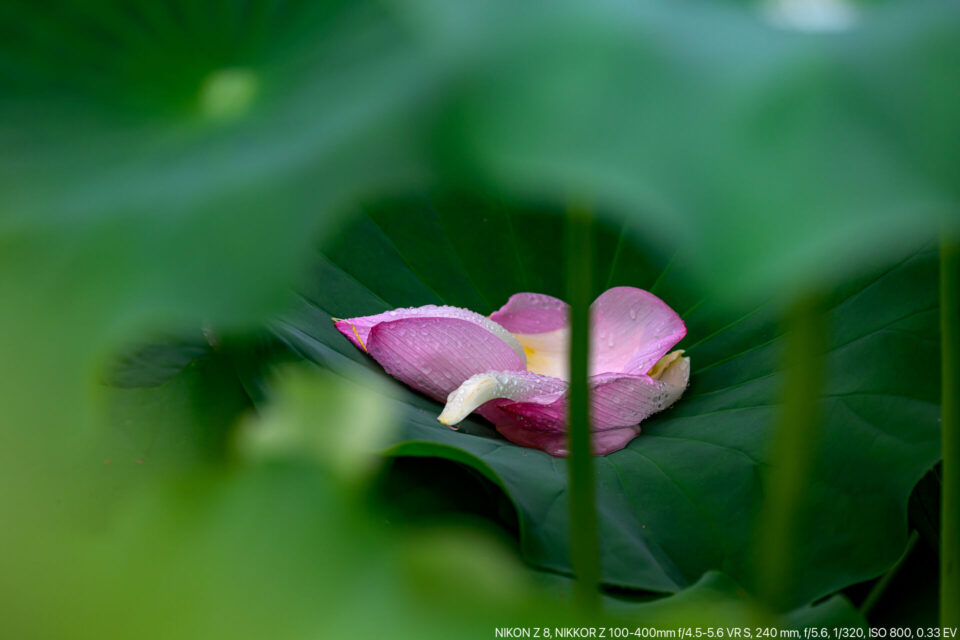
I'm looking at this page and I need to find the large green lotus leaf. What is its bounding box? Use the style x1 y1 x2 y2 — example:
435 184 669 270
262 202 940 608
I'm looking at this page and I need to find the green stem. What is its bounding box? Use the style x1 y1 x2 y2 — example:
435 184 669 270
860 530 919 619
756 294 826 611
566 203 600 613
940 235 960 627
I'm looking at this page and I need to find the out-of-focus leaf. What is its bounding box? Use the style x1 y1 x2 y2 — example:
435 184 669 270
858 533 940 627
43 352 250 534
628 572 864 628
832 468 940 627
781 591 866 630
260 203 941 608
4 359 561 640
427 0 960 302
236 366 397 483
105 332 211 388
536 571 865 627
101 354 250 468
0 0 436 571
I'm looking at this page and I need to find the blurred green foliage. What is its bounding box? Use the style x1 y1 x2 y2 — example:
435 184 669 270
1 0 955 636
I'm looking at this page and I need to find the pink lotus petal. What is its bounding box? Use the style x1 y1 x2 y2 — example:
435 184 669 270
334 305 523 358
590 287 686 376
495 372 682 455
488 288 685 380
588 370 687 429
491 372 671 430
335 289 689 456
367 317 526 401
495 424 642 457
438 370 566 427
439 357 689 456
490 293 570 379
334 306 525 401
490 293 569 334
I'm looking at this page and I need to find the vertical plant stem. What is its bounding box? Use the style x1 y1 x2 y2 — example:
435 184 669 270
566 202 600 612
941 235 960 627
756 294 826 611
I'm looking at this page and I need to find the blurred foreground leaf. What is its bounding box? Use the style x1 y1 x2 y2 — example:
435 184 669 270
539 571 865 628
2 364 560 639
429 0 960 301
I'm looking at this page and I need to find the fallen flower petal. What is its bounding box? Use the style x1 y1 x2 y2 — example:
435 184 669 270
334 288 689 456
590 286 688 376
490 292 569 334
335 305 523 358
437 351 689 456
490 292 570 379
334 306 525 401
438 370 567 427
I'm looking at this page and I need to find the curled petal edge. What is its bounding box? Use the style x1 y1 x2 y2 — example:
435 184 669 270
437 350 690 456
333 305 526 363
438 370 566 427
